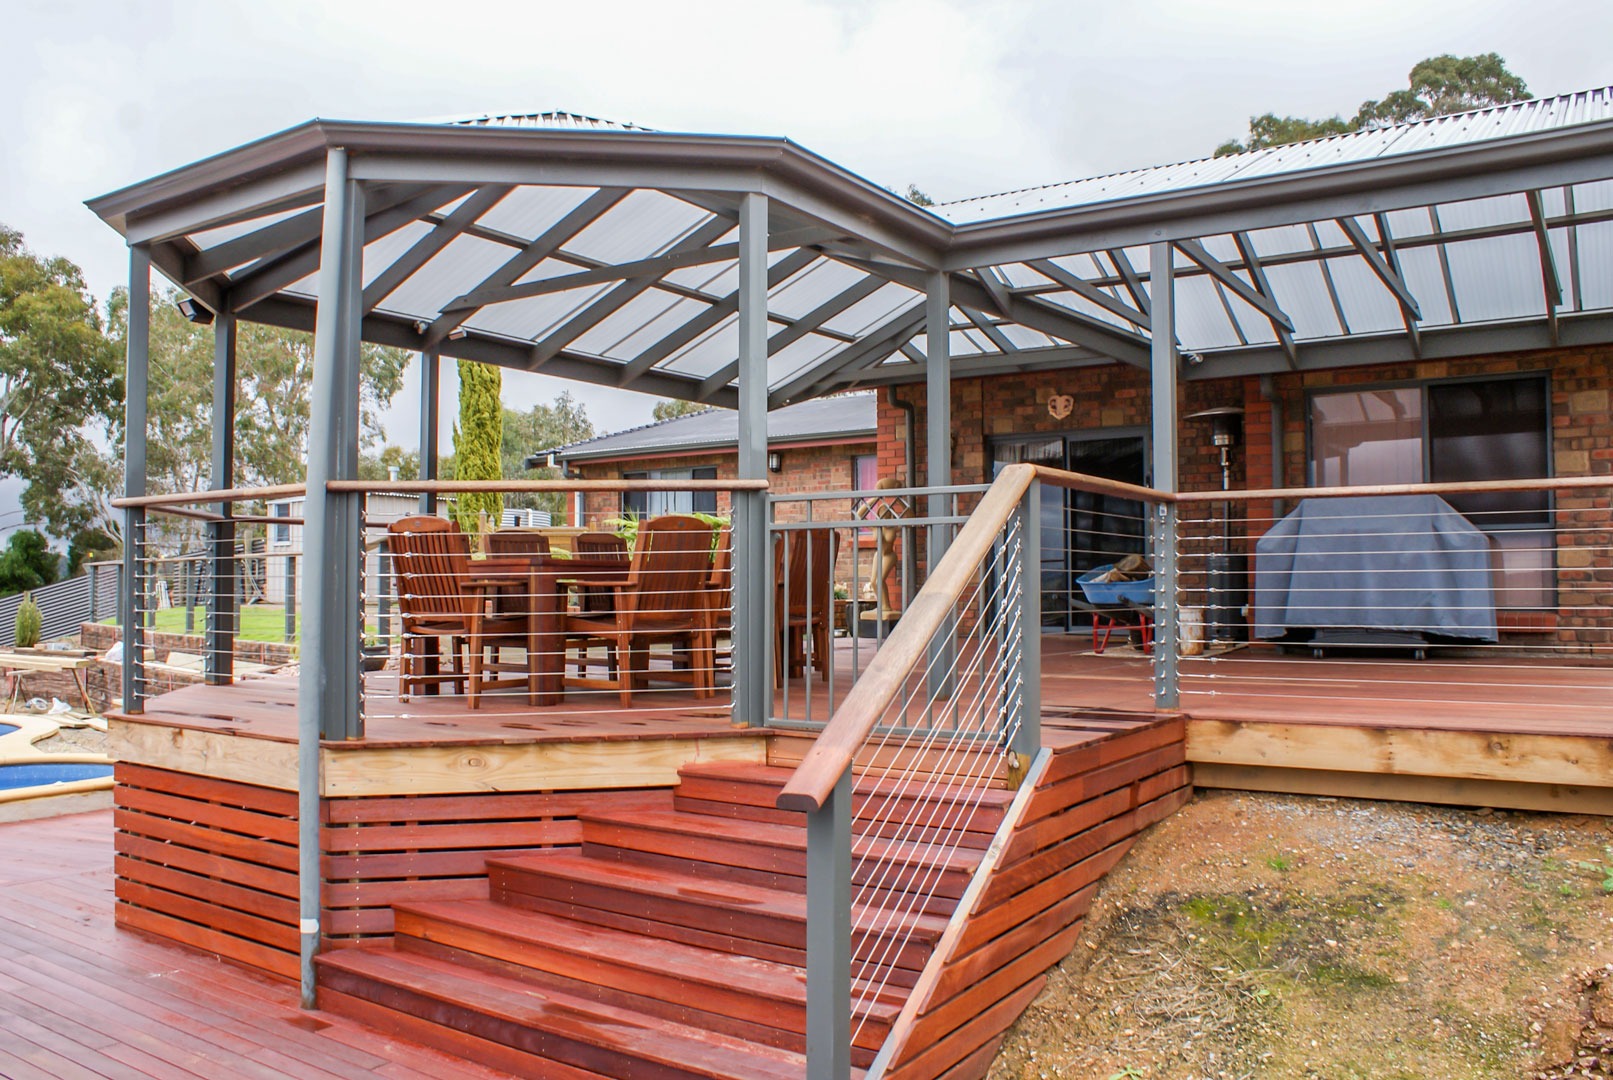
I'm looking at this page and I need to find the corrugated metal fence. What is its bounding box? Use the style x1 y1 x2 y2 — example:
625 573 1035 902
0 564 120 648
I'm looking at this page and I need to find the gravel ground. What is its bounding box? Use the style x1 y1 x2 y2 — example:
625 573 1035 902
989 789 1613 1080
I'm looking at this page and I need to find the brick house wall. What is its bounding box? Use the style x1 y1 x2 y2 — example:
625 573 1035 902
873 345 1612 651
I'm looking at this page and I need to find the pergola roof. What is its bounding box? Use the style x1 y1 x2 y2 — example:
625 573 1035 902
87 87 1613 408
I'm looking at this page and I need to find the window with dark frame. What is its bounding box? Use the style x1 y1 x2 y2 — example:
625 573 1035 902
620 467 718 518
1307 374 1553 610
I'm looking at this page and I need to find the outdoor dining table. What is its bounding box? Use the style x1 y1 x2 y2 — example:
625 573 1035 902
464 553 624 706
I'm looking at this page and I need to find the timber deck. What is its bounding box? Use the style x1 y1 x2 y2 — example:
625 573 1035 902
0 810 508 1080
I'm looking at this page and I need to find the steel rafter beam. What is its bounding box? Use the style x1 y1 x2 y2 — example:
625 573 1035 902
767 304 926 407
961 305 1019 353
693 272 888 400
1107 249 1151 317
1026 258 1150 329
1525 190 1563 345
1375 213 1422 357
1231 232 1297 367
528 216 736 369
1338 215 1423 321
184 204 326 284
420 187 629 348
363 184 513 314
1174 238 1295 332
444 226 833 311
228 184 473 312
615 248 819 386
834 344 1109 388
948 273 1152 368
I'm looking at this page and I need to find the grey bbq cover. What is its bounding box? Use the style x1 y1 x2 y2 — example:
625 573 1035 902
1252 494 1498 643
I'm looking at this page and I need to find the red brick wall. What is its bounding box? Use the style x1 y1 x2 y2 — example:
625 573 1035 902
871 345 1612 652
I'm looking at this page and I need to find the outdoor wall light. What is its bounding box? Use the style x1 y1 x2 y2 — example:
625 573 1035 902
767 451 782 473
175 297 214 325
446 326 469 341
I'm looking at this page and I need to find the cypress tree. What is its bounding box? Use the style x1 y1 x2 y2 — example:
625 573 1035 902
452 359 504 537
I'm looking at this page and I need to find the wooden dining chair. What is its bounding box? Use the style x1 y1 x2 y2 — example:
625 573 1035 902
561 515 716 705
775 527 839 688
571 532 629 613
484 529 551 618
387 516 527 707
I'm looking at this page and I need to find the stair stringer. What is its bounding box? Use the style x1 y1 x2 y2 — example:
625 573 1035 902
869 715 1194 1080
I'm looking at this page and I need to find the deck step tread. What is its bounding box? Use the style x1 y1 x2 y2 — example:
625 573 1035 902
317 946 806 1080
392 899 905 1020
676 761 1017 807
489 850 951 942
580 806 983 876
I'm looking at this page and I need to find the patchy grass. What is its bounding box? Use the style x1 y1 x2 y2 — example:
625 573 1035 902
988 791 1613 1080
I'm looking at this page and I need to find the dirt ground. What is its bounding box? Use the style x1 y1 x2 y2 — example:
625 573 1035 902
989 789 1613 1080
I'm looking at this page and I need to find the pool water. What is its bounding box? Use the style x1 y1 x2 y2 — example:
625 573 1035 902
0 723 17 737
0 763 113 790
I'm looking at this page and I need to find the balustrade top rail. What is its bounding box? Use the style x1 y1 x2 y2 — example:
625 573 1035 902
113 483 308 510
327 478 768 494
1176 474 1606 504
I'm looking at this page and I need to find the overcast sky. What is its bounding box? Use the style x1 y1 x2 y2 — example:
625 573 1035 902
4 0 1612 534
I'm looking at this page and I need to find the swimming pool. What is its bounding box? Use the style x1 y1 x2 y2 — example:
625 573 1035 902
0 723 17 737
0 762 114 790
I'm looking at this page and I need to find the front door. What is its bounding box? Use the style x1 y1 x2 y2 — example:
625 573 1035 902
992 431 1148 630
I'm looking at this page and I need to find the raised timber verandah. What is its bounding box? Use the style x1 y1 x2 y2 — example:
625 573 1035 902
91 97 1613 1078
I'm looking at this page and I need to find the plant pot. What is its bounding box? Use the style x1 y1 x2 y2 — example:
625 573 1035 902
361 645 389 672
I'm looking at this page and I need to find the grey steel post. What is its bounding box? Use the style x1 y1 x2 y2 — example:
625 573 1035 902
418 350 439 514
207 310 238 684
733 192 770 727
805 769 852 1080
121 245 150 713
297 148 366 1008
925 272 954 698
284 554 297 644
1149 242 1180 710
1011 478 1042 761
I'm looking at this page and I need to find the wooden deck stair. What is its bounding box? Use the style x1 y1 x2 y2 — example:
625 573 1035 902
316 716 1192 1079
316 761 980 1077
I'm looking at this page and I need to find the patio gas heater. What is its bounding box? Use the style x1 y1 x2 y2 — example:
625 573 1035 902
1187 406 1246 642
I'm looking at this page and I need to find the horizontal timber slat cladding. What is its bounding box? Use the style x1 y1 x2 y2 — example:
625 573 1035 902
112 763 681 977
114 763 303 979
878 713 1192 1080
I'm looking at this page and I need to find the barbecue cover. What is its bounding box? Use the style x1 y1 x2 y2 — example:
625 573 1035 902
1252 494 1498 642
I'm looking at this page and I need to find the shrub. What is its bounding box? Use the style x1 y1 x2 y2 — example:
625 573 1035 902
15 593 42 648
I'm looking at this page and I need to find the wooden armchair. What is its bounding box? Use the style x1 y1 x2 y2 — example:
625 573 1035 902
387 516 528 707
561 515 716 705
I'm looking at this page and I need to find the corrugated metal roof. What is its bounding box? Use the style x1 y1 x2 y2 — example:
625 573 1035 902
938 87 1613 225
548 392 876 464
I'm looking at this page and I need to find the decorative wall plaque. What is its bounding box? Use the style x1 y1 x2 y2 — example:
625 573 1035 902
1048 393 1075 420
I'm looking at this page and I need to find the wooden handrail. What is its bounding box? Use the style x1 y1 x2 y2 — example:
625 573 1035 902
1029 465 1173 505
326 478 769 494
776 463 1038 814
1176 474 1608 505
113 484 307 510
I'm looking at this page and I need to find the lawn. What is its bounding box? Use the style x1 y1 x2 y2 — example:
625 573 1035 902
108 604 299 643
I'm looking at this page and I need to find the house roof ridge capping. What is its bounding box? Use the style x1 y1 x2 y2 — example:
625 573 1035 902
540 391 877 465
935 85 1613 224
420 109 654 131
